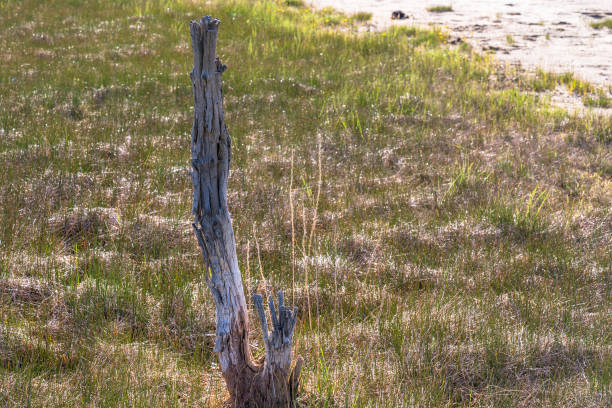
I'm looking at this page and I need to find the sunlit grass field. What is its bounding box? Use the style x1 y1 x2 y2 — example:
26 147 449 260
1 0 611 406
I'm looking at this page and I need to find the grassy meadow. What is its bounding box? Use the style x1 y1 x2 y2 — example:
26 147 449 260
1 0 611 406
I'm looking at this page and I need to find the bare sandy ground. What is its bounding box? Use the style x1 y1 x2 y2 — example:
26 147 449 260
309 0 612 88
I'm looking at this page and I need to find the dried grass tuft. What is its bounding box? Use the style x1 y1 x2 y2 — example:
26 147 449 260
0 277 52 304
48 207 120 246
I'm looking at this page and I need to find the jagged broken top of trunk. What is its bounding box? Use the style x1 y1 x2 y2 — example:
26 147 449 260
190 16 230 223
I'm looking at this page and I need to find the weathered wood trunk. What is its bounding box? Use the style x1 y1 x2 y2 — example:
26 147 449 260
189 16 302 407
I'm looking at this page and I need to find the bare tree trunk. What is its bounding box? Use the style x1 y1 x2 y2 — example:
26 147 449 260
189 16 303 407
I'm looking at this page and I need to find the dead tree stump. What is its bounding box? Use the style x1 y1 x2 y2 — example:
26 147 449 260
189 16 303 407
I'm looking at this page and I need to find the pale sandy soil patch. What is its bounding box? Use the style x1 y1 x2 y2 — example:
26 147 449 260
309 0 612 86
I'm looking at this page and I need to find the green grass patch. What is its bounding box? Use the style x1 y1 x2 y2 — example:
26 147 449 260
350 11 373 23
427 5 453 12
285 0 304 6
584 92 611 108
591 18 612 30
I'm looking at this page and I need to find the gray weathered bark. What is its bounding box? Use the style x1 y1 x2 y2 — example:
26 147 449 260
189 16 302 407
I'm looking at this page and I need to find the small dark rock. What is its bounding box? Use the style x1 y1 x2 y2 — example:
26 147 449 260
483 45 502 51
582 12 604 19
391 10 408 20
